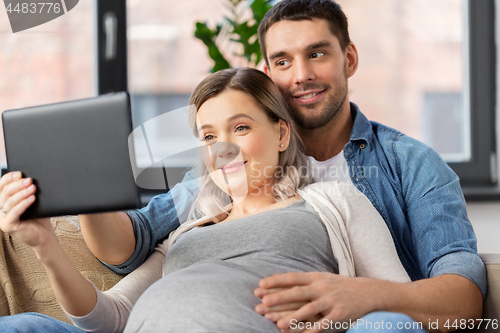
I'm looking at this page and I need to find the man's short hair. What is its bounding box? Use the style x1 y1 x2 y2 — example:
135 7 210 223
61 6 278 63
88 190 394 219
258 0 351 67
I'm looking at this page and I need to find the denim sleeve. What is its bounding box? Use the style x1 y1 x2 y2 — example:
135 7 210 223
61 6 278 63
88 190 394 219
103 170 199 274
395 135 487 298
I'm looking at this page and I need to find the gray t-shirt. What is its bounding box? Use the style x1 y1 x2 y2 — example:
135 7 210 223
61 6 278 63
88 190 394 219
124 199 336 333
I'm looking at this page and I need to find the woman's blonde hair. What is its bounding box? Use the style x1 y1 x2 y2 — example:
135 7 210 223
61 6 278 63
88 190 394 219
187 67 311 223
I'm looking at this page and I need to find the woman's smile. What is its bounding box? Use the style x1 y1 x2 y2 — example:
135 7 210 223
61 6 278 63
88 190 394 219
219 161 247 174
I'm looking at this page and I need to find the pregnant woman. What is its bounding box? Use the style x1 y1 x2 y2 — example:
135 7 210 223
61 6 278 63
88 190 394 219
0 67 409 333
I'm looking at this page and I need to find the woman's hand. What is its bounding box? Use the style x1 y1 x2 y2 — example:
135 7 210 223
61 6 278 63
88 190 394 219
0 171 53 250
0 172 99 317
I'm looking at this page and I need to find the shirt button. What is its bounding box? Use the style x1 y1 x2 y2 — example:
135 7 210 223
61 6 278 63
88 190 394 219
360 144 366 149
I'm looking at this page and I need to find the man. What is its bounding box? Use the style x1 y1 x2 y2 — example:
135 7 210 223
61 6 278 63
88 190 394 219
249 1 485 332
76 0 485 332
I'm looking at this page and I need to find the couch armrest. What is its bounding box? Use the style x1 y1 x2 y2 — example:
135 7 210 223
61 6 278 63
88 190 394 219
476 253 500 333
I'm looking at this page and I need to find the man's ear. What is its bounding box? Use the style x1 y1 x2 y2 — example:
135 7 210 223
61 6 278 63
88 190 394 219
345 42 359 78
264 64 271 77
278 119 291 151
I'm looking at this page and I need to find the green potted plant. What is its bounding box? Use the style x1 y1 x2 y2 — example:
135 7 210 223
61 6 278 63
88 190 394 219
194 0 274 72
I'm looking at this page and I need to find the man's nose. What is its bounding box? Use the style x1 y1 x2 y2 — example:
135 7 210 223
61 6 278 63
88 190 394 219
294 58 315 84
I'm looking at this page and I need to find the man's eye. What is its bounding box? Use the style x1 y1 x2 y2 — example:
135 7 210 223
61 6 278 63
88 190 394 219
311 52 325 59
276 60 289 67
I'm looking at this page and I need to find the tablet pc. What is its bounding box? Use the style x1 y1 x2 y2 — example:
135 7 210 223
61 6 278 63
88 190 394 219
2 92 141 220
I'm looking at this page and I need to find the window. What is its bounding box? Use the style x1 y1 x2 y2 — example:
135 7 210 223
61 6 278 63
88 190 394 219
0 1 96 168
336 0 496 189
125 0 228 192
103 0 497 198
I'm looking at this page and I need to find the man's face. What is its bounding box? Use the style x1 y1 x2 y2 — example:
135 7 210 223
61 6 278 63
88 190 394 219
264 18 356 130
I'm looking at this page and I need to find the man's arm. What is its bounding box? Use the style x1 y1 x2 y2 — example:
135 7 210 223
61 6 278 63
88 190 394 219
254 272 482 333
79 212 135 266
79 170 200 274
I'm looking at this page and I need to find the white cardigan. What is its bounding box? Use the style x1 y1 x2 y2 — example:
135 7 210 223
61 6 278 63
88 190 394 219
66 181 410 333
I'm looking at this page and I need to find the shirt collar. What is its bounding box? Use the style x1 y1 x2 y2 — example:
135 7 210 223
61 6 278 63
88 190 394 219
349 102 372 143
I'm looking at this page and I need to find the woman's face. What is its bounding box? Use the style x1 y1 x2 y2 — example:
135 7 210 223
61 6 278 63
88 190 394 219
196 89 287 200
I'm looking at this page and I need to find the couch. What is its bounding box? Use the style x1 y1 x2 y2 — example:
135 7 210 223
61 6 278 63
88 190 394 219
0 216 498 331
0 216 123 323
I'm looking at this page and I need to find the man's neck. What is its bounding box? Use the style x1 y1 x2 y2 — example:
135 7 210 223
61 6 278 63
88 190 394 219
298 102 354 161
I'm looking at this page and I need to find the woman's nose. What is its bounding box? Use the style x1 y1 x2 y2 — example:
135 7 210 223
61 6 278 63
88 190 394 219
202 141 240 172
215 142 239 159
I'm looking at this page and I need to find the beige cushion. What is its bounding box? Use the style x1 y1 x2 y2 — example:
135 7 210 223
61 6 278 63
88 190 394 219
0 216 123 323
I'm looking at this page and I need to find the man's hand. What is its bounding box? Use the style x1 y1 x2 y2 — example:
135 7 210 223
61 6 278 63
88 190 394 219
254 272 483 333
254 272 379 333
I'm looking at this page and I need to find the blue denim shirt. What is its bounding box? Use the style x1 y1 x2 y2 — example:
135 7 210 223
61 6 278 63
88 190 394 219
108 103 486 298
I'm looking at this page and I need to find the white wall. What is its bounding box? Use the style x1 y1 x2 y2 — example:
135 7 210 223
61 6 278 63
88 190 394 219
467 203 500 253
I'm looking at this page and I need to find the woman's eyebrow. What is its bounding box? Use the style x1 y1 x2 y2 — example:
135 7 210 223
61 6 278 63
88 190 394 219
227 113 254 122
199 124 212 131
199 113 254 131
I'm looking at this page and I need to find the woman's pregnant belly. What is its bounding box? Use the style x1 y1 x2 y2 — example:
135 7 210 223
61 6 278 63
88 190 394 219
124 261 282 333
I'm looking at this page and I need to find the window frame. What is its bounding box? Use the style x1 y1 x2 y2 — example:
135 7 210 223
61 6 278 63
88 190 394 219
96 0 128 94
447 0 497 194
